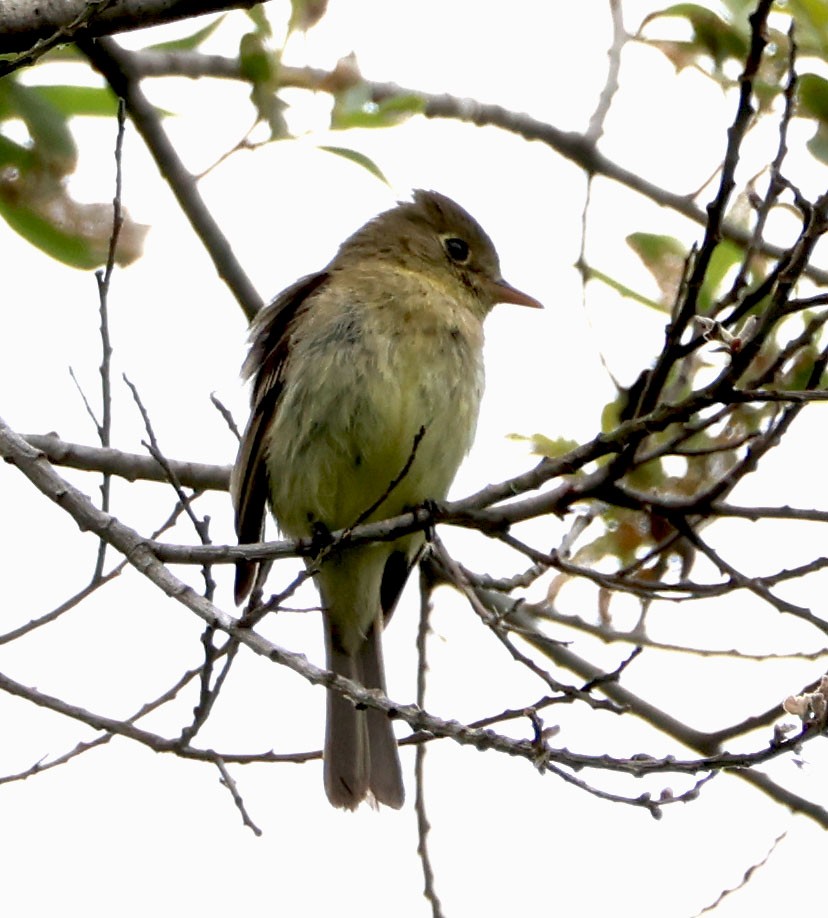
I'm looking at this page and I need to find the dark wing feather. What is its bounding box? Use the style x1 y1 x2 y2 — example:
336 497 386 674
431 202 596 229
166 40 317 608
232 270 330 604
379 549 414 623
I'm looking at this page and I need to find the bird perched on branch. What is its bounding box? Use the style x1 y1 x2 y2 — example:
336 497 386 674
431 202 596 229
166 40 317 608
232 189 541 809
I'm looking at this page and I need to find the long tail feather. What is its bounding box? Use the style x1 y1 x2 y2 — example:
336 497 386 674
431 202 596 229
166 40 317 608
323 614 404 809
324 636 370 810
359 615 404 808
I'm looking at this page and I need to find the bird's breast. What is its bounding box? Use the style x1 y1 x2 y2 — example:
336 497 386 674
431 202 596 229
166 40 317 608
264 290 485 536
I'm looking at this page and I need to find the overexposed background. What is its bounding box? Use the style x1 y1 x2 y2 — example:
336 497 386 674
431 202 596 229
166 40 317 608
1 2 826 916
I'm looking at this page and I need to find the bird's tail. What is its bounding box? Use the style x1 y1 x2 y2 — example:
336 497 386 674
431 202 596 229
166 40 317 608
323 613 404 810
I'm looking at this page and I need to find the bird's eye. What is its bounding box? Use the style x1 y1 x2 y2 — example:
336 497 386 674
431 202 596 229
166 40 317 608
443 236 470 263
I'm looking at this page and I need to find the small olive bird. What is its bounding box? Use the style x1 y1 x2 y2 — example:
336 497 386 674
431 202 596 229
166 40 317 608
232 190 541 809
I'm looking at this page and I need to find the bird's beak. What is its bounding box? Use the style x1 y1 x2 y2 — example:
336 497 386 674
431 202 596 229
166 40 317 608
490 278 543 309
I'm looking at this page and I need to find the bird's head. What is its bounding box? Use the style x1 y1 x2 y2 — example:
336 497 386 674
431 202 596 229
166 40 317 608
334 189 542 316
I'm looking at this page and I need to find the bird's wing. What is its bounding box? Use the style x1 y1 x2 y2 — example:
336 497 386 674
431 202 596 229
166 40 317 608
232 270 329 603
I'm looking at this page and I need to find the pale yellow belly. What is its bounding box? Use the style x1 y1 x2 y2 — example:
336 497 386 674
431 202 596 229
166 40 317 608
264 317 483 538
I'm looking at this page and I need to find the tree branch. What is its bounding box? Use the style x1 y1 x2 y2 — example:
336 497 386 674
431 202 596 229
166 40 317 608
122 52 828 284
0 0 261 56
77 35 263 321
21 433 230 491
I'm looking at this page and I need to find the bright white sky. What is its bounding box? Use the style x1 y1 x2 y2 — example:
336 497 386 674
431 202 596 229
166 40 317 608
2 2 827 916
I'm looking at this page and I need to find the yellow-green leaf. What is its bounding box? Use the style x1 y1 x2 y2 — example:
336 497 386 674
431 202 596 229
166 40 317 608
0 79 76 173
332 93 424 130
798 73 828 124
586 264 667 312
239 32 275 85
32 85 119 118
318 145 389 184
641 4 748 69
627 232 687 302
508 433 579 459
145 15 226 52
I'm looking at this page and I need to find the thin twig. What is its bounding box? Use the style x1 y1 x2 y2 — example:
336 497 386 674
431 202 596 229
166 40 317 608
586 0 626 143
212 755 263 836
414 568 446 918
91 97 126 580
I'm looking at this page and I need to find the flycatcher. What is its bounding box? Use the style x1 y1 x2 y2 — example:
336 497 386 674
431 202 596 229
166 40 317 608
232 190 541 809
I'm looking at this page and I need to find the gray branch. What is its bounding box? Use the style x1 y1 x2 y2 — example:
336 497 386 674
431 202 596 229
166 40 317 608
22 432 230 491
0 0 261 54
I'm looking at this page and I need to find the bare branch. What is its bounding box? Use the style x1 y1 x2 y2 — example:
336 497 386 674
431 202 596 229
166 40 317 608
121 52 828 285
414 570 445 918
21 434 230 491
91 98 126 579
77 35 263 321
0 0 260 58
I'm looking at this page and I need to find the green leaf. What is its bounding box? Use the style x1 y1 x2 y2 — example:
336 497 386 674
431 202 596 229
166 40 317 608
585 265 667 312
806 122 828 164
644 40 698 72
796 75 828 165
718 0 759 17
318 145 389 184
798 73 828 123
0 80 76 172
698 239 743 313
779 342 820 392
795 0 828 31
627 231 686 267
787 0 828 58
31 84 119 118
601 392 623 434
239 32 276 85
245 5 273 39
0 134 34 170
0 194 102 269
641 3 748 69
331 92 424 130
627 232 687 302
145 15 226 52
372 94 425 118
250 84 289 140
507 433 579 459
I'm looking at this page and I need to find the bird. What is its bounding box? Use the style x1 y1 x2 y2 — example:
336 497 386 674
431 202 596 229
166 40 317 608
231 189 541 809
